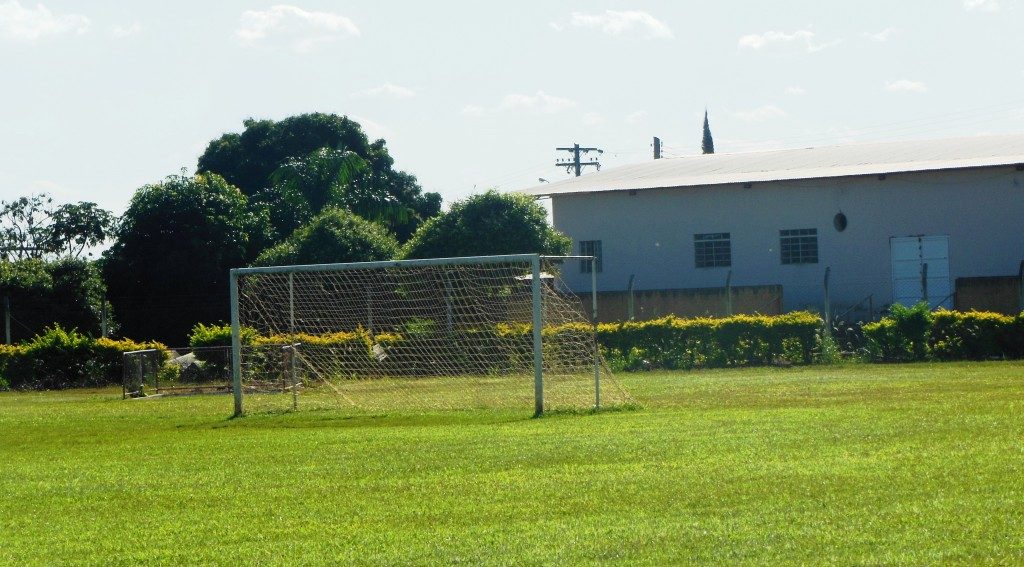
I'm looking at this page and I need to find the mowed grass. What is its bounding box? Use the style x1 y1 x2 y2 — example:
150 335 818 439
1 363 1022 565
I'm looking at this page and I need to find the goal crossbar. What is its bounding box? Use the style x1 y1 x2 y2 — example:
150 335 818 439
229 253 603 417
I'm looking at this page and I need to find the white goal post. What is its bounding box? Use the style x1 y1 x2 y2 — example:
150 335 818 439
229 254 625 416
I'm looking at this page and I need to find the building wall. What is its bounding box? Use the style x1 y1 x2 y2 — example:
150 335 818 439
583 285 783 323
550 166 1024 314
955 276 1023 314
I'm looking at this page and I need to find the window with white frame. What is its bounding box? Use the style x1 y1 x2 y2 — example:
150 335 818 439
579 240 602 273
780 228 818 264
694 233 731 268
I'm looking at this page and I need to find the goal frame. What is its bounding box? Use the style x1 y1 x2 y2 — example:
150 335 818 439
229 253 599 417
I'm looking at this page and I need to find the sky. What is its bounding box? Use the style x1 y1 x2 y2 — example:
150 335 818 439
1 0 1023 215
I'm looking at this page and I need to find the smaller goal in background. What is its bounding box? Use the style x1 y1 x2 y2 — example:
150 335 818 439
122 347 233 399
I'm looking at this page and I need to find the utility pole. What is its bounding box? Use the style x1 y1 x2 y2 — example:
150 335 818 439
653 137 662 159
555 143 603 176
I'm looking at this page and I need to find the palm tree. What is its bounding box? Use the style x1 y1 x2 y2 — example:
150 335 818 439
269 148 412 232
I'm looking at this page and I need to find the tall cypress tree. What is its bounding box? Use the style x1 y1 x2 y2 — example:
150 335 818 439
702 109 715 154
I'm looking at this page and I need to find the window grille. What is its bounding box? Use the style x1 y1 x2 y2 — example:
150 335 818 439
780 228 818 264
694 233 731 268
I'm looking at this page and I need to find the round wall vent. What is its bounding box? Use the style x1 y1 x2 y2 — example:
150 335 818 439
834 212 848 232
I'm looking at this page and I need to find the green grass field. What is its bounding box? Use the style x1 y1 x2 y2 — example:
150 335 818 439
1 362 1022 565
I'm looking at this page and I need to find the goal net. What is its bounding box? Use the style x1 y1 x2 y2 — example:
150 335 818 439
123 347 233 398
123 349 162 398
229 254 630 415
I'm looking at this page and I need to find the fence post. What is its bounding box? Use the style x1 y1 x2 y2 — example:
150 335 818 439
1018 260 1023 312
921 262 929 306
290 345 298 411
823 267 831 333
592 264 600 410
725 270 733 316
627 274 635 321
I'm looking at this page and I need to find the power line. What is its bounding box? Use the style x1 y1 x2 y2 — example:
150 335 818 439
469 158 553 189
746 97 1024 149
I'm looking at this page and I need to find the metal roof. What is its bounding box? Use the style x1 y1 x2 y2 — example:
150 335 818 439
523 134 1024 196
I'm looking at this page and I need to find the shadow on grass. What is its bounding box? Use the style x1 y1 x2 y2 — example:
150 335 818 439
216 405 538 430
534 402 644 418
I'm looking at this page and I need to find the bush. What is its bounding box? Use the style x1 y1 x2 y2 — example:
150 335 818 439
863 302 933 362
0 344 17 390
591 312 821 371
399 190 571 259
253 207 398 267
813 330 842 365
189 322 258 348
864 306 1024 362
0 326 164 390
930 310 1024 360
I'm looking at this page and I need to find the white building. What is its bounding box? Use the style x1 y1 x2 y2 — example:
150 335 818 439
524 134 1024 316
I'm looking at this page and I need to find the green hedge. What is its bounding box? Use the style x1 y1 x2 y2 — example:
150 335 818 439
592 312 821 371
0 326 165 390
930 310 1024 360
863 303 1024 362
186 313 823 376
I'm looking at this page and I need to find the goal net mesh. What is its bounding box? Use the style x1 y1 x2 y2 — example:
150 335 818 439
235 257 630 414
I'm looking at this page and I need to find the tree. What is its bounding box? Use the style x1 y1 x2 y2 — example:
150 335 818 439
197 114 372 197
45 202 116 259
102 173 270 344
254 208 398 267
197 113 442 242
0 258 105 342
399 190 570 260
0 194 53 259
702 109 715 155
0 194 117 260
263 147 418 240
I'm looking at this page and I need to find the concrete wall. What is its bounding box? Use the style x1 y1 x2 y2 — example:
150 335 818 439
551 166 1024 313
955 276 1023 314
584 285 782 323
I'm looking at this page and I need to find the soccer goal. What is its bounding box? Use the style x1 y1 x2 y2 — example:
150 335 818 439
229 254 630 416
123 349 162 398
123 347 234 398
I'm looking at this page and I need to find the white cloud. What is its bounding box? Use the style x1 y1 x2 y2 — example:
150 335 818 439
624 110 647 124
349 115 391 140
0 1 89 41
236 5 359 53
548 21 563 32
464 91 577 116
885 79 928 93
732 105 787 122
737 29 841 53
964 0 1000 11
582 112 606 126
351 83 416 99
784 86 806 96
498 91 576 113
568 10 673 39
863 27 896 42
111 22 143 38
